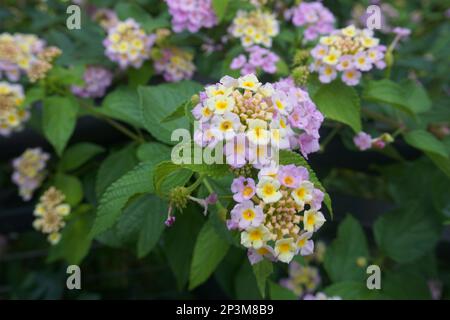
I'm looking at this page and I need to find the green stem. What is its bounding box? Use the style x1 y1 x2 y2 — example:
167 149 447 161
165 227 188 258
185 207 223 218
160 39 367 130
203 178 227 220
187 173 206 193
80 102 144 143
320 124 341 152
362 107 404 129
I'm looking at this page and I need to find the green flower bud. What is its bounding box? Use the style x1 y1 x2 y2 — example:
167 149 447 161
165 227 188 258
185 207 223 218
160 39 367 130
169 186 190 210
385 50 394 68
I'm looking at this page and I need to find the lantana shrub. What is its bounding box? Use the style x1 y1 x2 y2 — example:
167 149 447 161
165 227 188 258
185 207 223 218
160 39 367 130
0 0 449 301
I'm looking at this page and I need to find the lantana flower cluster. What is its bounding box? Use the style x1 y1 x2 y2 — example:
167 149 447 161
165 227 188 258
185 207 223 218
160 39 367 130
71 66 113 99
166 0 217 33
227 163 326 264
103 19 156 69
33 187 71 245
192 75 323 167
0 33 61 82
279 262 321 295
286 1 335 41
11 148 50 201
230 10 279 48
230 46 279 76
0 82 29 137
154 47 196 82
310 25 386 86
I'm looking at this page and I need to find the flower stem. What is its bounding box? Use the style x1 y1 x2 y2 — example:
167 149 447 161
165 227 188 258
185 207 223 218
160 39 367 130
80 102 144 143
203 177 227 220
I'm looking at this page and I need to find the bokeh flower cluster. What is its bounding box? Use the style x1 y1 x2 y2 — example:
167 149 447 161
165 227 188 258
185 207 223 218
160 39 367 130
11 148 50 201
286 1 335 41
310 25 386 86
71 66 113 99
279 262 321 295
0 82 29 136
103 19 156 69
229 10 279 48
227 163 326 264
230 46 279 76
154 47 196 82
0 33 61 82
166 0 217 33
32 187 71 245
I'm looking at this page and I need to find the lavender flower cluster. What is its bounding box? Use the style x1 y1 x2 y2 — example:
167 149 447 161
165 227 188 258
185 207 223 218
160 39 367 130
166 0 217 33
192 74 323 168
230 46 279 76
11 148 50 201
286 1 335 42
227 164 326 264
103 19 156 69
154 47 195 82
71 66 113 99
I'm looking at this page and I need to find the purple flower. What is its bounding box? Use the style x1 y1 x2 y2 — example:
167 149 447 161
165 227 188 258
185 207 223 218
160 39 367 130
154 47 195 82
296 232 314 256
298 133 320 158
165 215 176 227
231 177 256 202
230 46 279 76
247 246 276 265
71 66 113 98
166 0 217 33
277 164 308 189
353 132 372 151
290 2 335 42
230 54 247 69
393 27 411 38
229 200 264 229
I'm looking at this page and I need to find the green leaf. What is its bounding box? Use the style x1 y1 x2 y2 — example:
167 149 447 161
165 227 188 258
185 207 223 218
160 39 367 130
47 205 94 265
23 86 45 106
382 270 431 299
189 221 230 290
312 80 361 132
275 58 289 77
404 130 449 158
60 142 104 172
90 162 156 236
374 202 442 263
426 152 450 179
95 144 138 198
47 65 85 86
53 173 83 207
136 142 172 162
164 208 205 289
115 3 169 32
42 96 79 156
324 281 384 300
269 281 297 300
138 81 203 144
153 161 193 197
161 101 189 123
127 61 153 87
363 79 431 115
279 150 332 216
252 260 273 298
212 0 229 22
97 87 143 128
324 214 369 282
137 195 168 258
234 261 261 299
